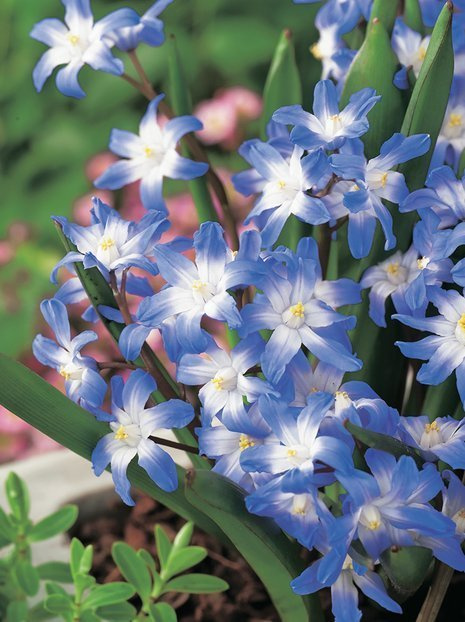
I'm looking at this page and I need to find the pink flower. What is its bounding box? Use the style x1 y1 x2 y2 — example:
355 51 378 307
220 87 262 120
194 98 237 146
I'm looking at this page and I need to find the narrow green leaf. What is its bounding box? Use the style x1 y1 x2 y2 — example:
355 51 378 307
28 602 57 621
111 542 152 602
381 546 432 595
164 547 207 579
14 560 40 596
163 573 228 594
45 581 68 597
155 524 172 570
0 506 15 542
70 538 85 578
346 421 423 466
422 376 459 421
0 354 225 541
137 549 157 576
80 544 94 576
404 0 425 33
6 601 28 622
29 504 78 542
398 2 454 194
185 470 323 622
5 472 30 523
458 148 465 178
172 521 194 550
83 583 135 610
261 29 302 138
149 602 177 622
341 18 405 159
80 612 99 622
168 34 217 224
44 594 73 615
95 602 137 622
367 0 400 34
37 561 73 583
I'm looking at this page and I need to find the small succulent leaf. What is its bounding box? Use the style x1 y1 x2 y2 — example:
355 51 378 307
149 602 178 622
44 594 73 615
29 505 78 542
155 524 172 570
6 601 28 622
172 522 194 551
37 561 73 583
82 582 135 610
112 542 152 602
95 602 138 622
14 560 40 597
5 472 30 523
162 573 229 594
164 547 208 579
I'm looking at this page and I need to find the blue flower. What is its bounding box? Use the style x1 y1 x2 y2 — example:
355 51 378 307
442 470 465 538
52 198 169 282
91 370 194 505
327 133 431 258
401 165 465 226
32 298 106 407
196 404 275 492
177 334 272 431
232 140 330 247
30 0 139 98
399 416 465 469
119 222 250 359
395 287 465 406
94 95 208 212
240 393 355 492
336 449 455 561
272 80 380 151
391 18 430 89
240 249 361 383
105 0 172 52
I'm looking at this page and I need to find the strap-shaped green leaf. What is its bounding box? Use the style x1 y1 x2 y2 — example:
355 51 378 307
185 469 323 622
368 0 400 34
341 17 405 159
0 353 224 540
346 421 423 467
404 0 425 33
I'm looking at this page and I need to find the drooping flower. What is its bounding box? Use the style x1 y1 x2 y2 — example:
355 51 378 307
30 0 139 98
272 80 380 151
105 0 173 52
32 299 106 407
94 95 208 212
395 287 465 406
177 334 272 431
232 139 330 247
91 370 194 504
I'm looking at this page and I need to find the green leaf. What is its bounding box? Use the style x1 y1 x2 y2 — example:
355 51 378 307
163 573 228 594
346 421 423 467
368 0 400 34
69 538 85 578
6 601 28 622
0 505 16 542
185 470 323 622
29 505 78 542
37 562 73 583
83 583 135 610
5 472 30 523
404 0 424 33
0 354 226 541
14 560 40 596
149 602 177 622
112 542 152 602
168 34 217 225
155 524 172 570
80 611 99 622
172 522 193 550
381 546 433 595
261 29 302 138
398 2 454 195
137 549 157 576
341 18 405 159
164 547 207 579
95 602 137 622
459 148 465 178
28 602 58 621
421 376 459 421
44 594 73 615
45 581 68 596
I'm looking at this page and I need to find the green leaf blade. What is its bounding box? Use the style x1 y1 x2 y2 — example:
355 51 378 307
163 573 229 594
29 504 78 542
111 542 152 602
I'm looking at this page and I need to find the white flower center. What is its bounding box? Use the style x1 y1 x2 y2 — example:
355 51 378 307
455 314 465 346
452 507 465 533
211 366 238 392
385 261 408 285
443 109 465 140
417 256 430 270
110 421 141 447
360 504 382 531
286 445 311 467
366 170 389 191
282 301 306 329
291 494 311 516
191 280 214 304
238 434 255 451
419 420 443 449
59 363 83 382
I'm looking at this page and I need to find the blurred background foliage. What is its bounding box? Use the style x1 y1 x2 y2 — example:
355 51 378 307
0 0 320 358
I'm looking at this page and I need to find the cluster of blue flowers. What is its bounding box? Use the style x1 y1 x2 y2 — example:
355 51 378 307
31 1 465 620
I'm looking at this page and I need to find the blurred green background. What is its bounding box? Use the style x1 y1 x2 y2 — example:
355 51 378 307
0 0 319 358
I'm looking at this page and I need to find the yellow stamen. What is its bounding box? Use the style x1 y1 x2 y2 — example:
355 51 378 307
277 180 287 189
99 237 115 251
144 146 154 157
114 424 128 441
329 114 341 122
458 313 465 332
386 262 399 275
192 280 207 291
67 34 80 46
449 113 463 128
368 520 381 530
310 43 322 60
59 368 71 381
425 420 440 433
287 449 297 457
289 301 305 318
239 434 255 451
418 46 427 61
417 257 430 270
335 390 349 399
293 506 306 516
380 172 388 188
211 377 223 391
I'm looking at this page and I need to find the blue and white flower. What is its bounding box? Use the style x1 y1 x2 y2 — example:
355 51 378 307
400 416 465 469
391 18 430 89
272 80 380 151
33 298 106 407
30 0 139 98
94 95 208 212
105 0 172 52
91 370 194 504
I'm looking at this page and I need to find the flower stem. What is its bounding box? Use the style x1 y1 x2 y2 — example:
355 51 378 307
149 434 199 455
416 563 454 622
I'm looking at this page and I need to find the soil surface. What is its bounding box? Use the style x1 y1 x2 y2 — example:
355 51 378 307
68 490 465 621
